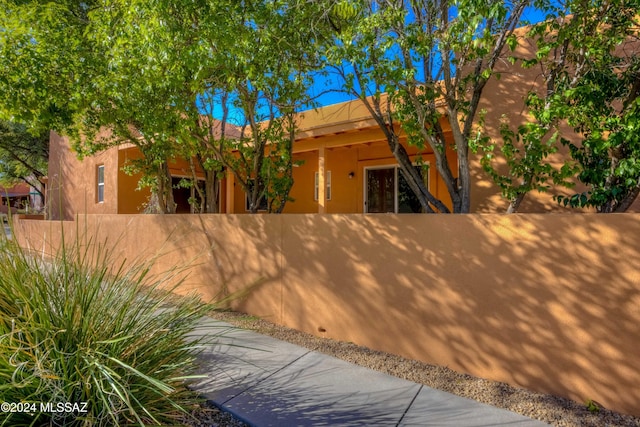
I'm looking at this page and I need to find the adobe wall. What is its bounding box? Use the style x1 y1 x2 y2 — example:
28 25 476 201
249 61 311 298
117 147 150 214
48 132 120 220
233 139 458 214
14 213 640 417
470 31 583 213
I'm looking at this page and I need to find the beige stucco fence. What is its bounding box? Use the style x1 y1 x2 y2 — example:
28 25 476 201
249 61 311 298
13 213 640 417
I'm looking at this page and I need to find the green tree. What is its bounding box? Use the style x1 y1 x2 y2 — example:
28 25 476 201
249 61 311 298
71 0 201 214
480 0 640 212
0 1 96 132
0 121 48 199
1 0 321 214
476 114 578 213
165 0 320 213
324 0 531 213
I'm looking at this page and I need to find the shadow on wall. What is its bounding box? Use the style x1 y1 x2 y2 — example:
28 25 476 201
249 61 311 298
270 214 640 417
122 214 286 317
469 34 593 214
12 213 640 417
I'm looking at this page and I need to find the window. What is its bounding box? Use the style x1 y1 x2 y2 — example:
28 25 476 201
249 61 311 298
97 165 105 203
365 164 429 213
314 171 331 201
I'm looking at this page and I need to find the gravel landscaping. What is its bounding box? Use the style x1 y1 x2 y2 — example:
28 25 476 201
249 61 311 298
195 311 640 427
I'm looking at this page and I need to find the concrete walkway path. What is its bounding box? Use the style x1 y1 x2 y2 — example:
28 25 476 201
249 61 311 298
191 317 549 426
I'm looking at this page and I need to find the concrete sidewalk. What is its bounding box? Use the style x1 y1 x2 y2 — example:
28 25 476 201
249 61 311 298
191 317 548 426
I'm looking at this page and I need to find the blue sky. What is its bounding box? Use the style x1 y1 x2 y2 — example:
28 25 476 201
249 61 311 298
307 5 550 109
210 5 552 123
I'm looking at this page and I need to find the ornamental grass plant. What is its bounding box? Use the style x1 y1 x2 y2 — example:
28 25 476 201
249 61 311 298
0 230 211 426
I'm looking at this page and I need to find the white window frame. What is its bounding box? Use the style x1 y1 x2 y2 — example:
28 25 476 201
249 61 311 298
314 170 331 201
97 164 105 203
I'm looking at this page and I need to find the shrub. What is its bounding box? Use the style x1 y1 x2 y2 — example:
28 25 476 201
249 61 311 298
0 232 211 426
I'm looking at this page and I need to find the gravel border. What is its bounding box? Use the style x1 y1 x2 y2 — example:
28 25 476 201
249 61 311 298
194 310 640 427
181 403 249 427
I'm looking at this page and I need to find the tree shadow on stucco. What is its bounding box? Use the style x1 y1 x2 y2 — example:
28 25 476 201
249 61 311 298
143 214 285 313
132 212 640 416
271 213 640 417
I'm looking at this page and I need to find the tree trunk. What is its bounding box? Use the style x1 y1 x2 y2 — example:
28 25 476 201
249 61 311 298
204 170 219 213
273 121 296 214
456 148 471 213
610 185 640 213
392 142 435 213
163 162 176 214
148 161 176 214
248 178 263 214
507 194 526 214
358 94 449 213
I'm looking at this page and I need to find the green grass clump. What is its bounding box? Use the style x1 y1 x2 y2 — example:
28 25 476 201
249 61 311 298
0 234 210 426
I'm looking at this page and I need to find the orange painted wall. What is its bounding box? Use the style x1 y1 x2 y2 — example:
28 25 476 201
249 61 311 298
167 156 204 178
117 147 150 214
51 123 459 216
48 132 120 220
468 29 596 213
15 214 640 417
324 148 359 213
286 151 320 213
232 178 247 213
49 133 213 216
230 136 457 214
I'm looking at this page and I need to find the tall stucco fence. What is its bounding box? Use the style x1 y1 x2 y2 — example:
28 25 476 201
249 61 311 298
13 214 640 417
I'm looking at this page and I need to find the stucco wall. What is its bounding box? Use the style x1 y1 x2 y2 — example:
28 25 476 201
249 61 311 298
229 139 458 214
117 147 150 214
468 33 585 213
14 213 640 417
48 131 121 220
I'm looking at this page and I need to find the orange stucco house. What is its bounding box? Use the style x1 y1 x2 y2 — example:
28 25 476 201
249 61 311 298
48 30 639 219
43 96 561 220
46 67 574 220
46 99 484 220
